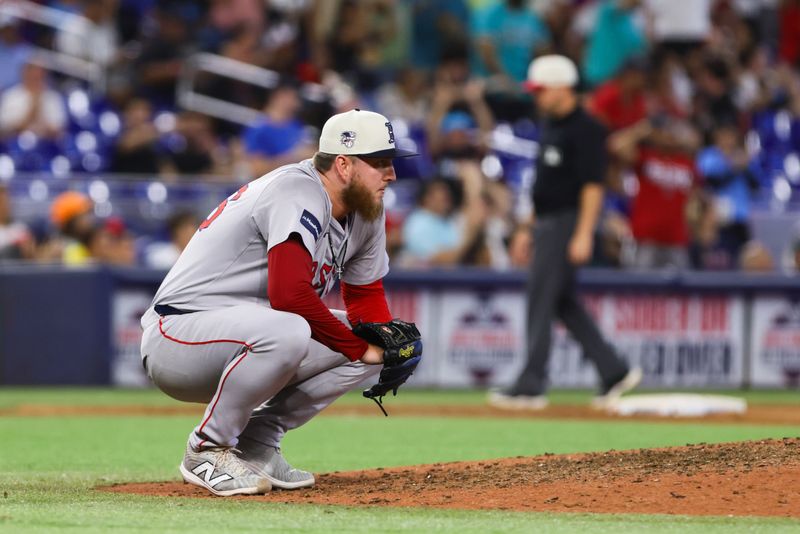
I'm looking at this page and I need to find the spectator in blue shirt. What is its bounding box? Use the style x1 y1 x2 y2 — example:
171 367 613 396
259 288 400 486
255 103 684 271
582 0 647 88
695 123 759 267
407 0 471 72
473 0 551 83
402 179 461 264
401 168 488 267
243 81 315 178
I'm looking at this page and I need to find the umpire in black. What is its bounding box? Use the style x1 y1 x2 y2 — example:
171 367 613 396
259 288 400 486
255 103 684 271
489 55 641 410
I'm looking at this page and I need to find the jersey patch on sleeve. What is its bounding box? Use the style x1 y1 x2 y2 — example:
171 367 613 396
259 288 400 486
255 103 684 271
300 209 323 240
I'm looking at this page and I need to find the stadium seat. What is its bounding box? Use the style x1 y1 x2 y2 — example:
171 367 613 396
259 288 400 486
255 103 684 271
7 132 59 172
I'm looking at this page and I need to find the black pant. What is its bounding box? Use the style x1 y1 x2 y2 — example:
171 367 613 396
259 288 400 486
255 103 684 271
513 211 628 394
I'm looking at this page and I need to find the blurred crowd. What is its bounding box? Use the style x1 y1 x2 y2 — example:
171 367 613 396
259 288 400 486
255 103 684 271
1 0 800 273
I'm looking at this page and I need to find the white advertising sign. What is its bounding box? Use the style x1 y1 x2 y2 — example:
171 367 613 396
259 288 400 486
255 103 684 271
111 289 155 387
750 297 800 387
434 291 745 389
112 286 747 390
554 294 745 388
435 291 526 387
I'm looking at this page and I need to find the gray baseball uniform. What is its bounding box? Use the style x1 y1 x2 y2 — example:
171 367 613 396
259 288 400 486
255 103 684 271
140 159 387 451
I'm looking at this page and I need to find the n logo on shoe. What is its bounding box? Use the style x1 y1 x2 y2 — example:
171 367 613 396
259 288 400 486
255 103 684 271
191 462 232 488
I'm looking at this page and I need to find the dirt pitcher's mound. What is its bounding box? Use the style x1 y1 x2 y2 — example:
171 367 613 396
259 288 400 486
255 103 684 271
105 438 800 517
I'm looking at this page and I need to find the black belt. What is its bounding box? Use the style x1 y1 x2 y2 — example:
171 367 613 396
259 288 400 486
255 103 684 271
154 304 194 316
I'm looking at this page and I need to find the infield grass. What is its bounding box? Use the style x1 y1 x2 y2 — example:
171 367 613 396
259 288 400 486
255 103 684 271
1 387 799 533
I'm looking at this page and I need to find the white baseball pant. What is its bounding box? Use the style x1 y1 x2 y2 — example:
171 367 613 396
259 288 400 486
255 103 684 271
140 305 379 451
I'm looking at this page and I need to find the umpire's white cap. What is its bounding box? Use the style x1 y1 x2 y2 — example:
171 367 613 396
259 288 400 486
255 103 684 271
319 109 417 158
523 54 578 91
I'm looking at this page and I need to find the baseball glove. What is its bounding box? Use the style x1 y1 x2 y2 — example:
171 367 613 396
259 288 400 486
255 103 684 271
352 320 423 416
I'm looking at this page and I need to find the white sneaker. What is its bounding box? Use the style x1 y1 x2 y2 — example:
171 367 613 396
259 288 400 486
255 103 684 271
238 443 315 490
487 390 549 411
591 367 643 409
180 443 271 496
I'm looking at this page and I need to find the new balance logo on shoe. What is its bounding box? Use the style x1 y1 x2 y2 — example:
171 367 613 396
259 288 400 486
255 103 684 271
181 445 271 496
191 462 233 488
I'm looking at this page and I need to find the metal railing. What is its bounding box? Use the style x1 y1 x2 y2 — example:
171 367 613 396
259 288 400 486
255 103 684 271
175 52 336 126
0 0 105 90
176 53 281 126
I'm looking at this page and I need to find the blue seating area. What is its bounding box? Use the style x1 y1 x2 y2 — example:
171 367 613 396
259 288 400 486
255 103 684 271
749 110 800 191
0 88 192 177
1 90 115 174
2 85 800 271
2 76 799 206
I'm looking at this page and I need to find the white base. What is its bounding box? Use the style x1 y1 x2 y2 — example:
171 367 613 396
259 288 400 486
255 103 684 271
604 393 747 417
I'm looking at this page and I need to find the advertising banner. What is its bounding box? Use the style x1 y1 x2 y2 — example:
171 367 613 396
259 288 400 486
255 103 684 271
553 294 745 388
435 291 526 387
111 289 155 387
750 297 800 387
435 292 745 388
112 286 746 389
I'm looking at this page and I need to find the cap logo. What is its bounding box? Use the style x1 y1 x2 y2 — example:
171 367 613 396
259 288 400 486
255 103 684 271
340 131 356 148
385 122 395 145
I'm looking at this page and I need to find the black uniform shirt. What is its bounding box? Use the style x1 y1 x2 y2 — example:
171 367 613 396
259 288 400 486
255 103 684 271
532 106 608 215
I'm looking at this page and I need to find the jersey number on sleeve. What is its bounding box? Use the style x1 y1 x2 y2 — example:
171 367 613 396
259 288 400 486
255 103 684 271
199 184 249 231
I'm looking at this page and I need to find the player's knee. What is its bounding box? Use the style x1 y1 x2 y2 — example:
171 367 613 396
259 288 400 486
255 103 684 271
273 314 311 357
280 331 311 360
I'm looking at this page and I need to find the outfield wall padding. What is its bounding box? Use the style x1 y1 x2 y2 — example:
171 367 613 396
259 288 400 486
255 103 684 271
0 265 112 385
1 266 799 387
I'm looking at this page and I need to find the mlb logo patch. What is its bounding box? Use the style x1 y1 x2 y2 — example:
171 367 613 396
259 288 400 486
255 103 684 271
340 131 356 148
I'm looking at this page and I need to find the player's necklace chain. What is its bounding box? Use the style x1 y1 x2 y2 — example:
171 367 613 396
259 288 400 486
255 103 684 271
327 216 350 279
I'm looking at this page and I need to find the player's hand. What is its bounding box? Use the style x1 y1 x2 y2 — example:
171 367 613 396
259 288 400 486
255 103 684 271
360 344 384 365
568 232 593 265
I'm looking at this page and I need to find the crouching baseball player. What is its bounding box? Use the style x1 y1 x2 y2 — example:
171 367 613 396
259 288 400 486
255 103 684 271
140 109 423 496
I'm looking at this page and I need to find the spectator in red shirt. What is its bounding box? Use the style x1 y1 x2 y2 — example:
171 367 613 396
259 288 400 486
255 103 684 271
779 0 800 66
587 57 648 131
609 115 701 269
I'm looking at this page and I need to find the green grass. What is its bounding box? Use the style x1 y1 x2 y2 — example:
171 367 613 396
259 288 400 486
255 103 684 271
2 493 799 534
1 388 799 532
4 490 798 534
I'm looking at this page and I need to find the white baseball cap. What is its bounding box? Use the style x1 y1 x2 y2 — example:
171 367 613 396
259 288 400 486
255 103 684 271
523 55 578 91
318 109 417 158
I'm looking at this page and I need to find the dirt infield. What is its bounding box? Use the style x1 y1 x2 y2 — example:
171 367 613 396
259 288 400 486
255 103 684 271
4 402 800 425
7 401 798 516
104 439 800 517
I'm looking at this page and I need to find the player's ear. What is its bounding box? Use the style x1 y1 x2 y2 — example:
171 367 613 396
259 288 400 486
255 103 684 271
334 155 355 182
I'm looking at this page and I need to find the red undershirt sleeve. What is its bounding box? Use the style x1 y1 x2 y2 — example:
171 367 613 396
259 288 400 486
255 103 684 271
267 236 367 361
341 279 392 325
